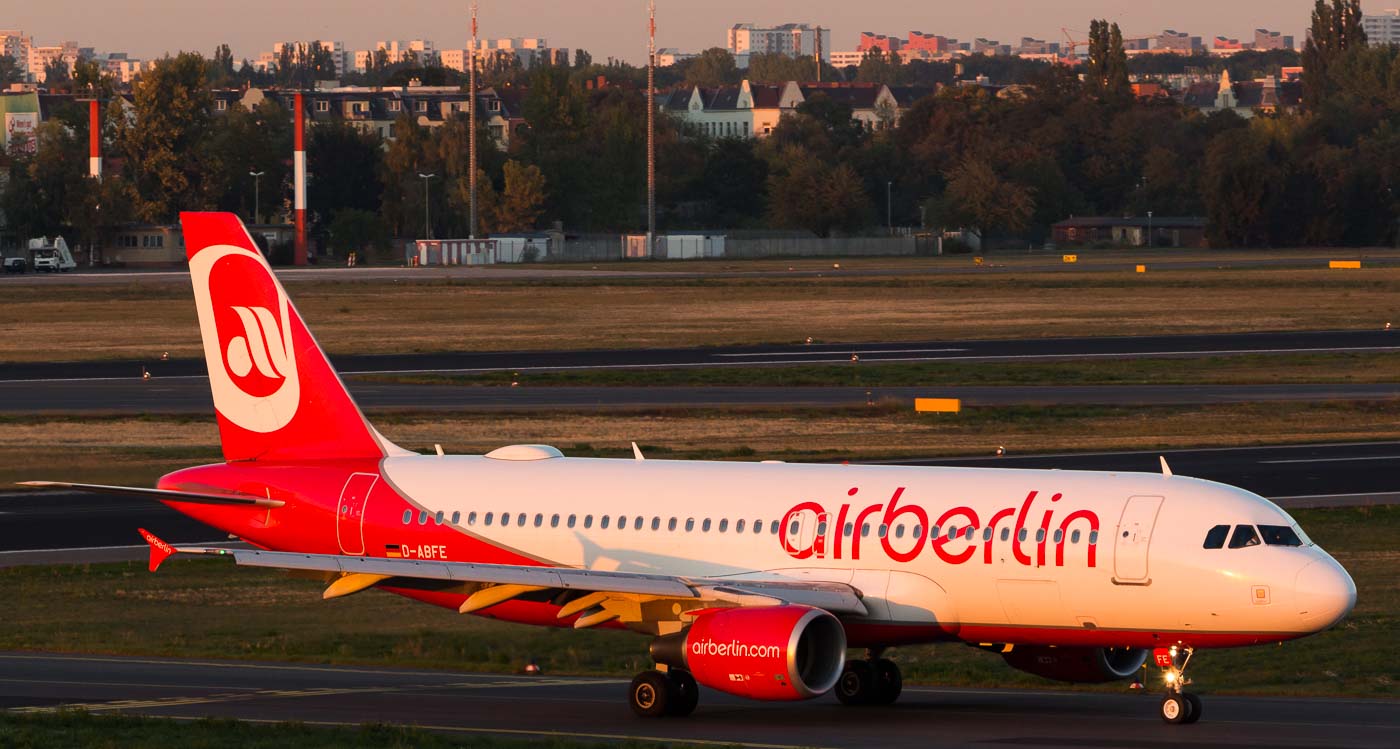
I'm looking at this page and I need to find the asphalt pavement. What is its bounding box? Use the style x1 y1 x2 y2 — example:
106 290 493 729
5 329 1397 381
2 653 1394 748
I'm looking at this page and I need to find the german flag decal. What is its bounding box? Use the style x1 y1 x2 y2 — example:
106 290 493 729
385 544 402 558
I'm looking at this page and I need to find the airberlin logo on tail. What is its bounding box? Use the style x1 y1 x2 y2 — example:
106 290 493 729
189 244 301 434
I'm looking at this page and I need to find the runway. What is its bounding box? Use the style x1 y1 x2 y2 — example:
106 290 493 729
2 379 1397 414
2 653 1394 748
4 441 1398 566
4 329 1397 382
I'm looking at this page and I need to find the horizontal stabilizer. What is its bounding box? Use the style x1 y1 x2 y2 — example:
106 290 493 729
17 481 285 508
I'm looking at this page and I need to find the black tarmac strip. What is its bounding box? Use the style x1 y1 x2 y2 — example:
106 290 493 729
2 380 1399 414
1 653 1395 748
3 329 1398 382
3 442 1398 564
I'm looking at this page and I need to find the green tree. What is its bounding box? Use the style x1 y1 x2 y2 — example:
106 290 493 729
72 59 115 99
204 97 292 221
0 54 22 85
490 160 548 232
932 157 1035 239
1200 125 1284 247
701 137 768 226
1084 20 1130 101
766 146 872 236
308 121 384 223
379 112 441 237
326 208 391 258
746 52 817 84
684 48 739 87
1303 0 1368 110
855 48 908 85
112 52 215 222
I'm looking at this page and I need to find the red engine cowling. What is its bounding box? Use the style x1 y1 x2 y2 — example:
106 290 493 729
1002 646 1149 683
649 605 846 701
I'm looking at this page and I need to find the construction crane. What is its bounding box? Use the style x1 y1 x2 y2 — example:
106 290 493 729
1061 27 1086 66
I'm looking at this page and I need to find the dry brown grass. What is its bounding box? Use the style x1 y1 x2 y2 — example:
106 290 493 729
7 401 1400 487
2 266 1399 363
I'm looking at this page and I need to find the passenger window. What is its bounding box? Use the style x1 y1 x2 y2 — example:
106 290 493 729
812 521 821 536
686 518 695 532
435 511 444 525
451 511 461 525
634 517 643 531
1053 529 1063 543
878 524 888 538
418 511 429 525
517 513 526 526
500 513 510 527
467 511 477 526
668 517 677 531
789 520 799 535
485 512 494 526
618 515 627 529
703 519 713 532
1035 529 1045 543
534 514 543 527
1070 529 1081 544
895 525 905 539
651 517 660 531
770 520 780 534
982 528 992 541
402 509 412 524
913 525 923 539
966 527 976 541
862 524 872 538
584 515 593 529
550 514 560 528
1000 527 1011 542
1229 525 1261 549
1259 525 1303 547
1203 524 1230 549
568 514 577 528
845 522 854 537
736 519 746 533
1018 528 1028 542
600 516 610 529
946 526 957 539
1089 530 1098 545
754 520 763 534
930 525 940 539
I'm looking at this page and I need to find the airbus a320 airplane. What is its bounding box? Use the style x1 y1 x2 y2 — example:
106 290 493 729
27 213 1356 724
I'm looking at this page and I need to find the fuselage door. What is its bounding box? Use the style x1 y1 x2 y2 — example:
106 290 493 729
336 473 379 555
1113 495 1163 584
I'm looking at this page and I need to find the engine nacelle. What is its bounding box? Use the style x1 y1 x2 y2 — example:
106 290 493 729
1002 646 1149 683
649 605 846 701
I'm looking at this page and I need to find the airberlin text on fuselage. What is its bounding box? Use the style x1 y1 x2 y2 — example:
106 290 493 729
780 488 1101 568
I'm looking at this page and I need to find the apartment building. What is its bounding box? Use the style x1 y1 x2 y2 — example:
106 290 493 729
1363 9 1400 45
726 23 831 61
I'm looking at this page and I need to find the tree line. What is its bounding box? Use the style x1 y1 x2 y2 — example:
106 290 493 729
4 2 1399 255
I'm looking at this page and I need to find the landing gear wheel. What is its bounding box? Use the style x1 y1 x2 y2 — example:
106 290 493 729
666 669 700 717
1160 694 1188 724
871 658 903 705
835 660 875 705
629 670 672 718
1182 692 1202 724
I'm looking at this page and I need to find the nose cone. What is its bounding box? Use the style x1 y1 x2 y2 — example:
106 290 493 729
1294 557 1357 631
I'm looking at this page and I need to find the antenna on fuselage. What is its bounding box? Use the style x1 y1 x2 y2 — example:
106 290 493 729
1159 456 1173 477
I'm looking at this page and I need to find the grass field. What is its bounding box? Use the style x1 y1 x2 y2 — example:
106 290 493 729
2 266 1398 362
363 351 1400 388
0 506 1392 698
7 400 1400 487
0 712 676 749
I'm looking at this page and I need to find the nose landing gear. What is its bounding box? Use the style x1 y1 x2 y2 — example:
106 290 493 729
1156 645 1202 724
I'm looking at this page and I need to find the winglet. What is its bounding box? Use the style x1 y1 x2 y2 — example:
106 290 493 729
632 442 646 461
1159 456 1173 477
138 528 177 572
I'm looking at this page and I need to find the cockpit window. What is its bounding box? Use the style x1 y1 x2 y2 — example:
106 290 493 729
1258 525 1304 547
1203 524 1230 549
1228 524 1261 549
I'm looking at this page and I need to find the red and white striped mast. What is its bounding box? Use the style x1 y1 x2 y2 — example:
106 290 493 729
469 0 479 239
88 99 102 181
293 91 308 265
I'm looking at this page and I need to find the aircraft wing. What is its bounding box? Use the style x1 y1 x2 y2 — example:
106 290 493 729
19 481 285 508
138 530 868 625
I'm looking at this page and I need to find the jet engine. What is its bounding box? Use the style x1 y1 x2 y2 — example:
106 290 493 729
1001 646 1149 683
649 605 846 701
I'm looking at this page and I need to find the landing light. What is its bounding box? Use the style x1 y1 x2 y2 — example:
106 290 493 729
1164 671 1178 684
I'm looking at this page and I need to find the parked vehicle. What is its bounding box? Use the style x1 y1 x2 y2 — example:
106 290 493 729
3 256 26 274
27 236 76 272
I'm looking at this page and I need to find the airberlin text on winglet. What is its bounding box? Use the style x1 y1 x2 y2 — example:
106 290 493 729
779 488 1100 567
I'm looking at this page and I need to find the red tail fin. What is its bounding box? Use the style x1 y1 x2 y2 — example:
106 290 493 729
180 212 397 462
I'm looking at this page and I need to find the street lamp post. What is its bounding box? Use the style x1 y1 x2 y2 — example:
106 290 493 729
419 173 437 239
249 171 264 225
886 181 893 235
1147 210 1154 248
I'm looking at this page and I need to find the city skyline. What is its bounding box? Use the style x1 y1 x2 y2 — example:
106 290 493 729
3 0 1350 65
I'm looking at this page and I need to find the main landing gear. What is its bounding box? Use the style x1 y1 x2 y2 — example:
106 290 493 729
1157 645 1202 725
628 668 699 718
835 649 903 706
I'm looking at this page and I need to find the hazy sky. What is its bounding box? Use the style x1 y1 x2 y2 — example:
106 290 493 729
4 0 1371 63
